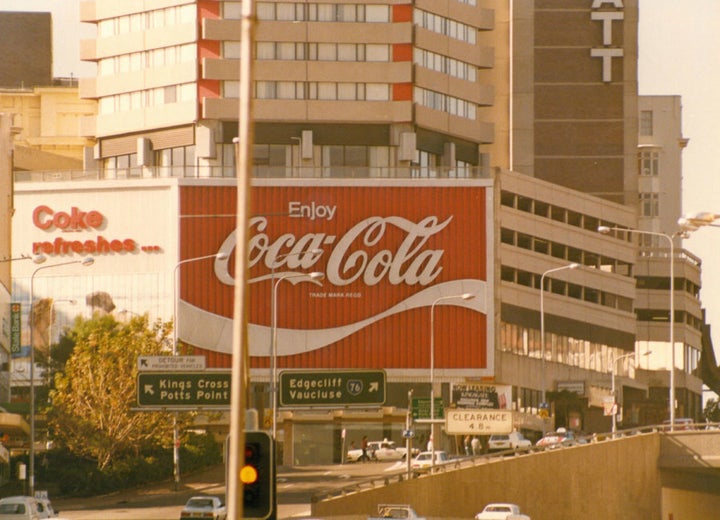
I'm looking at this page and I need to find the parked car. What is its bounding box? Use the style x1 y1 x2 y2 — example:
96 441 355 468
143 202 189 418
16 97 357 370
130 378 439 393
0 496 40 520
368 504 426 520
410 450 449 474
347 440 418 462
535 427 577 448
475 503 530 519
35 497 60 519
488 432 532 451
180 495 227 520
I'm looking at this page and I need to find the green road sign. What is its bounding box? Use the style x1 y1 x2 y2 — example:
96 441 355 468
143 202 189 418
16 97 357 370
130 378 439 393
137 371 230 407
279 370 386 407
412 397 444 419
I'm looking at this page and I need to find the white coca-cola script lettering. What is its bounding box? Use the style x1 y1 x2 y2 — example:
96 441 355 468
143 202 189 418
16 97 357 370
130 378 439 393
214 215 452 287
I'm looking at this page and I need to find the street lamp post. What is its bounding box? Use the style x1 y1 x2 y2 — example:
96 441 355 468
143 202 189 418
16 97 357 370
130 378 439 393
599 225 676 431
271 271 324 441
172 252 229 491
540 263 579 427
29 256 94 496
267 249 322 426
429 293 474 471
610 351 651 434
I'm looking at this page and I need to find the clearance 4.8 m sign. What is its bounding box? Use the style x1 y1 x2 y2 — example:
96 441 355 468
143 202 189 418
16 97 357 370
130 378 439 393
178 179 494 375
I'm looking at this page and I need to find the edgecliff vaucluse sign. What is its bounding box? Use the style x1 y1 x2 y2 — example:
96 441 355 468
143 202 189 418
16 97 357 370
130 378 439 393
177 179 494 375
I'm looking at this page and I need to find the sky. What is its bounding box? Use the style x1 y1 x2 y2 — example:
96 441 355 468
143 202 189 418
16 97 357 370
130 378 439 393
5 1 720 351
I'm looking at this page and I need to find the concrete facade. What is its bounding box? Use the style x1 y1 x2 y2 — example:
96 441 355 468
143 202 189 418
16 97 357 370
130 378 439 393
0 12 52 89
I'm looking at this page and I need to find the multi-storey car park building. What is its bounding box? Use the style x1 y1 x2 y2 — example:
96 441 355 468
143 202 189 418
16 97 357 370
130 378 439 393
2 0 706 464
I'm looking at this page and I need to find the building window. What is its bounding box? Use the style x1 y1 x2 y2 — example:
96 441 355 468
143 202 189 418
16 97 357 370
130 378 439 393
639 192 659 217
639 149 659 176
640 110 653 136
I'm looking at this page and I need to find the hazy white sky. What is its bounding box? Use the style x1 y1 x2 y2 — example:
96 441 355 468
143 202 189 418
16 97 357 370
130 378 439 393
5 1 720 351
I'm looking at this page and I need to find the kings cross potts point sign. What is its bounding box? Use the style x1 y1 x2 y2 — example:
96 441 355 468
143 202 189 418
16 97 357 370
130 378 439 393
136 371 231 408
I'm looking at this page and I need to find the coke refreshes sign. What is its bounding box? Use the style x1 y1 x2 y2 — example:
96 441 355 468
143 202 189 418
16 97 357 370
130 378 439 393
30 204 162 255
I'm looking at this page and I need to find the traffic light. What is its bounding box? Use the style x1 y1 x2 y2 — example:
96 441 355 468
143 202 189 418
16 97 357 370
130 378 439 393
241 431 275 520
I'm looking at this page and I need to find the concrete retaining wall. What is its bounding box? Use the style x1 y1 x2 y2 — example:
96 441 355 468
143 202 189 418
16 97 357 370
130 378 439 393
312 434 663 520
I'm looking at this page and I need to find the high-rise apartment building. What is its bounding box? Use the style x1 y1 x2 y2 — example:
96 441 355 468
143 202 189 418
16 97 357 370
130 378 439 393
79 1 504 178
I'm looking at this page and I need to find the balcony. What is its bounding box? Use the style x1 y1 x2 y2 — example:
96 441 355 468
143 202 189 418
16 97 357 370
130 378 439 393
14 165 492 183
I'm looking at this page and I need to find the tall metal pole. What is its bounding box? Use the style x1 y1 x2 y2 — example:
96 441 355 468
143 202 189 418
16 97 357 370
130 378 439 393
29 257 93 496
611 350 651 434
267 249 321 439
227 0 256 514
172 252 227 491
540 263 578 429
271 272 323 440
598 226 675 431
429 293 474 472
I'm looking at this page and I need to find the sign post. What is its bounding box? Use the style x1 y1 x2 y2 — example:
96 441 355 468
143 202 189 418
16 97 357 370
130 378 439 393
137 371 231 408
279 370 386 407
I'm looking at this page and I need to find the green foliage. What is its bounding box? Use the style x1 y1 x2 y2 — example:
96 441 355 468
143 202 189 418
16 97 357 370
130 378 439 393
703 398 720 422
39 432 222 496
48 313 176 470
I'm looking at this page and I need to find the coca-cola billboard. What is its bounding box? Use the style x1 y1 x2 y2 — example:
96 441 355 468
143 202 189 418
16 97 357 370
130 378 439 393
177 180 493 376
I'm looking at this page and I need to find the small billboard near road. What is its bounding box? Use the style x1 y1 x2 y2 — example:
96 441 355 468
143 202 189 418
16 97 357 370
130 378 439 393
445 408 514 435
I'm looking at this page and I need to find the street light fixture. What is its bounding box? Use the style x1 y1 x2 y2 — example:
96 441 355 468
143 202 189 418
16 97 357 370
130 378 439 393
540 263 579 425
271 271 324 441
172 251 229 490
0 254 46 264
267 249 322 416
598 225 676 431
29 256 94 496
610 350 651 434
429 292 475 471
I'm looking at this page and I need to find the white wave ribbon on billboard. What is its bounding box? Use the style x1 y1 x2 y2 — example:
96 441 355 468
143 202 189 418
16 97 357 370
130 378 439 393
177 278 487 356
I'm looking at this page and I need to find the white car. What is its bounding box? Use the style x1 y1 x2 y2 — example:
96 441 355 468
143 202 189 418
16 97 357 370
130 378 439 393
488 432 532 451
35 497 60 519
180 495 227 520
475 503 530 520
0 496 40 520
410 450 449 474
347 440 418 462
535 427 577 449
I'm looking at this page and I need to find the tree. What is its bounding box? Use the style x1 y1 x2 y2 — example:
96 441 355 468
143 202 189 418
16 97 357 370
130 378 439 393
704 398 720 423
48 313 175 470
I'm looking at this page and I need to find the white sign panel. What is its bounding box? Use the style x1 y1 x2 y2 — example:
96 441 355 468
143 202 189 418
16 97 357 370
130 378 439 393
137 355 206 371
445 408 514 435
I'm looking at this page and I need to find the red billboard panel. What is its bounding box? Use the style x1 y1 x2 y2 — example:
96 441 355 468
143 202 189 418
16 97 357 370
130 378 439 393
178 180 492 375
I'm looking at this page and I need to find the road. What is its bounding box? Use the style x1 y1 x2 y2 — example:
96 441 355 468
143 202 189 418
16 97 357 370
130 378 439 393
50 460 404 520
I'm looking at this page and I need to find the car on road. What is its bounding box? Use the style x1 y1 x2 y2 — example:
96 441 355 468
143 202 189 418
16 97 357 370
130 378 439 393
410 450 449 474
535 427 578 449
180 495 227 520
35 497 63 519
475 503 530 519
488 432 532 452
0 496 40 520
347 440 418 462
